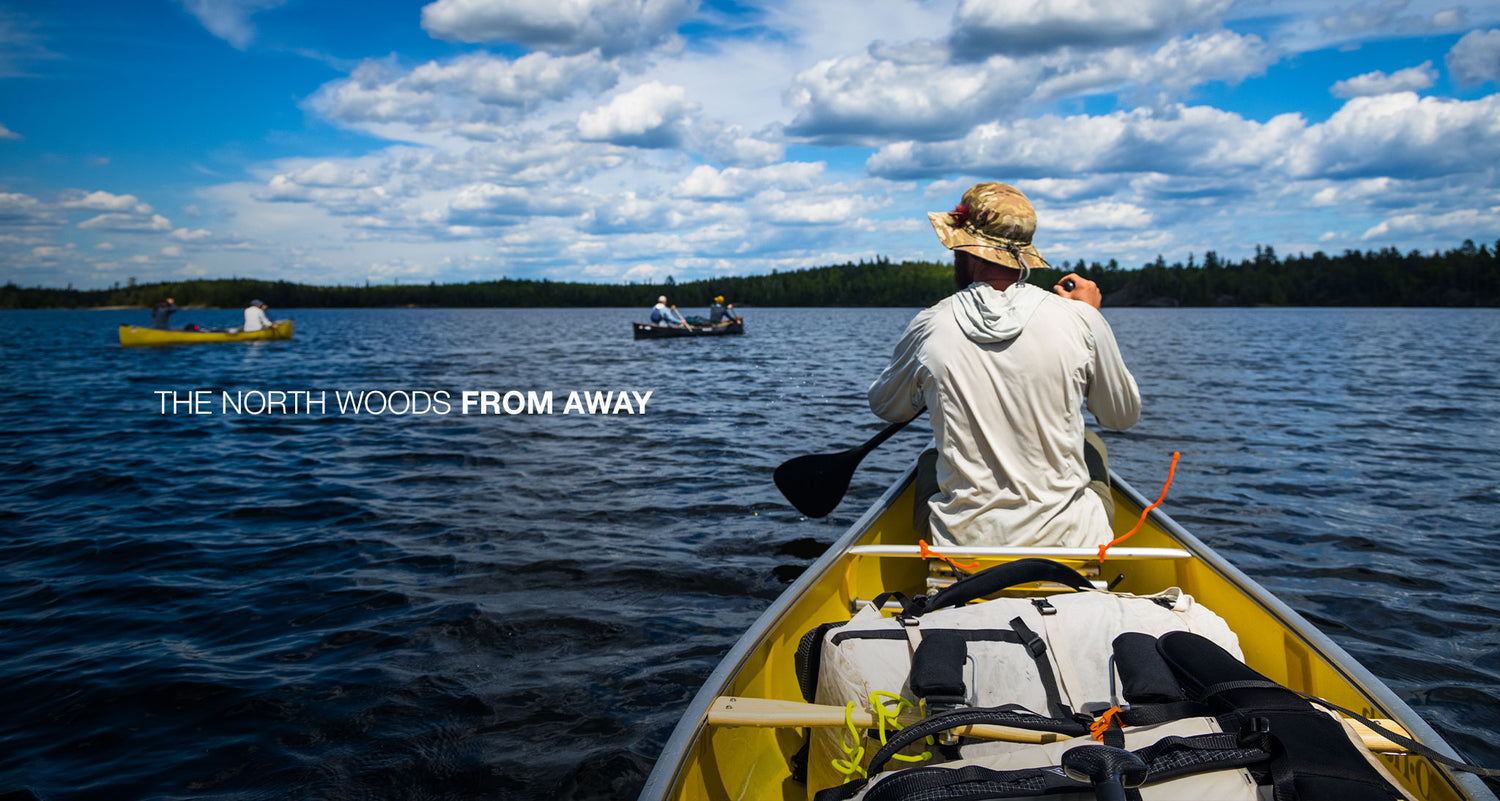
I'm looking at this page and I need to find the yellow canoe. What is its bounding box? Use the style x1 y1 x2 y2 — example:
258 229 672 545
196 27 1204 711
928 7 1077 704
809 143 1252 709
640 465 1495 800
118 319 294 347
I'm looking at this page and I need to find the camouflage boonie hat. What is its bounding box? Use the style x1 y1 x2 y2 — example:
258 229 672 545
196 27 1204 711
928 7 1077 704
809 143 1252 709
928 182 1051 271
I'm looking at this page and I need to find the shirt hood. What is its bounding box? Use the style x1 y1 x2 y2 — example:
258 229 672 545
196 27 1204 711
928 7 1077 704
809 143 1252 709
951 282 1048 344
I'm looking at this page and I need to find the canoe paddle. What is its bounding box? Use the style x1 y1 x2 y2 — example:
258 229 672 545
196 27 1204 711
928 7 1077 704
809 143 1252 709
706 696 1413 753
773 412 922 518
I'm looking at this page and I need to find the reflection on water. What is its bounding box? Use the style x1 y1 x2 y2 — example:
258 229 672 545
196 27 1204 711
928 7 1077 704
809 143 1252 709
0 305 1497 799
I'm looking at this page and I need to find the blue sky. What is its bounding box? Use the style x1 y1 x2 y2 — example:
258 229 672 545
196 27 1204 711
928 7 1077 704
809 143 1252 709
2 0 1499 289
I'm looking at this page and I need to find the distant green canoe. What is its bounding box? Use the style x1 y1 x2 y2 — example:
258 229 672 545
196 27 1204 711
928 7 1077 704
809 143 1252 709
633 320 744 339
119 319 294 347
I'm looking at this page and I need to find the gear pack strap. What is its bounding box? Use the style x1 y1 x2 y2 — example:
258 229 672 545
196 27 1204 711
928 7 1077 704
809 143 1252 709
813 723 1273 801
906 558 1092 617
1198 678 1500 780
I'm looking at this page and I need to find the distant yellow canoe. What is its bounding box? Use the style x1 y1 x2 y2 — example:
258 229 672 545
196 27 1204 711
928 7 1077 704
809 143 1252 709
118 319 294 347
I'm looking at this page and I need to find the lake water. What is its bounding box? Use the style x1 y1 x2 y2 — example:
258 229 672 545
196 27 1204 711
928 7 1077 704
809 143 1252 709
1 306 1497 799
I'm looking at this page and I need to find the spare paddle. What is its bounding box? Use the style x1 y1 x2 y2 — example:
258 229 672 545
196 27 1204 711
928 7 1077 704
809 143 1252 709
773 413 920 517
705 696 1412 753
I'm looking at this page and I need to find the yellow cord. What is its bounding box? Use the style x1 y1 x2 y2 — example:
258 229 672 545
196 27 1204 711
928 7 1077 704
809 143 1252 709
831 693 939 779
832 701 867 779
869 692 932 764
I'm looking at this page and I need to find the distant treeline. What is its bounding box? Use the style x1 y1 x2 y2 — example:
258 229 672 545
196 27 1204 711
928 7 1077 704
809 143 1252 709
4 239 1497 310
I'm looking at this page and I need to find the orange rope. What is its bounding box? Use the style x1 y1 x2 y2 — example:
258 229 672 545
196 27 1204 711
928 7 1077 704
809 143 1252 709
1090 707 1123 741
918 539 980 571
1097 451 1180 563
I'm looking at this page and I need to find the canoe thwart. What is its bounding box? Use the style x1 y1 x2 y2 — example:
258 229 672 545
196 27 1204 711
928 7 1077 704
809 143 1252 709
846 545 1194 560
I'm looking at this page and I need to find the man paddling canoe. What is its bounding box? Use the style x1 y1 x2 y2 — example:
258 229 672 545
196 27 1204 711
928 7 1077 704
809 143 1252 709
650 295 689 328
867 182 1141 549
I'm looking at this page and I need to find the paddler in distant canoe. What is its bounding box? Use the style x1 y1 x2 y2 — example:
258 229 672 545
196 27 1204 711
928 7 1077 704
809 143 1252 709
650 295 689 328
242 299 274 332
150 297 181 330
867 181 1141 550
707 295 741 325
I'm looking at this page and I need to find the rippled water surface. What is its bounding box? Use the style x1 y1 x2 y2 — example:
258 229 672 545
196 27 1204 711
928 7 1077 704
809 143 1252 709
1 306 1498 800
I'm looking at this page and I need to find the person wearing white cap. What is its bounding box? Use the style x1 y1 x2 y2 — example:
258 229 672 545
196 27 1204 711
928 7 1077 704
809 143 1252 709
650 295 686 327
243 299 273 332
867 182 1140 549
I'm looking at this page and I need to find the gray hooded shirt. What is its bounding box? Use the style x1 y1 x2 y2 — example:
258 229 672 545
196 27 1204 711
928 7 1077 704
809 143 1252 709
869 282 1140 548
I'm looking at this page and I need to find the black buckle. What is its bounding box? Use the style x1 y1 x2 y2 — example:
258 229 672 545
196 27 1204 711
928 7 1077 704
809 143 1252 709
1032 598 1057 616
1022 632 1046 658
1237 716 1272 749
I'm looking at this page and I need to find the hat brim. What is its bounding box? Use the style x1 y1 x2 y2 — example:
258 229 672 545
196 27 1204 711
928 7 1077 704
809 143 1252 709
928 211 1048 271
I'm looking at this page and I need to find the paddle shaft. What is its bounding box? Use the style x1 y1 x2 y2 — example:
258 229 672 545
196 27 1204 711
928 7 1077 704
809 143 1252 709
709 696 1060 745
852 414 918 459
707 696 1412 753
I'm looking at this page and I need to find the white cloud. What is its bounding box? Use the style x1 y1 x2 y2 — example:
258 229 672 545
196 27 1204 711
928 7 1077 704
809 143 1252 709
77 213 173 232
95 241 115 250
443 182 582 226
257 173 395 215
419 0 698 55
949 0 1233 58
1136 30 1274 93
1363 207 1500 240
1286 92 1500 179
705 131 784 167
674 162 825 199
1044 201 1154 232
1331 61 1437 97
170 227 214 241
1011 176 1120 202
0 10 63 79
405 51 617 106
1447 29 1500 87
786 49 1035 142
310 52 621 141
867 104 1299 180
580 190 685 233
0 192 59 227
869 92 1500 185
577 81 693 147
785 31 1272 144
175 0 289 49
280 161 381 189
309 60 444 126
758 196 862 225
162 245 183 257
58 190 153 214
0 122 20 139
1317 1 1469 38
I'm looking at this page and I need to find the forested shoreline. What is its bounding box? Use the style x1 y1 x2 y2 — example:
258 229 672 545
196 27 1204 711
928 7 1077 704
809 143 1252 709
4 239 1497 309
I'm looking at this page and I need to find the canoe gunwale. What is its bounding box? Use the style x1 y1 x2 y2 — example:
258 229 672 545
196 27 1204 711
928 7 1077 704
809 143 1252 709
639 465 1496 801
1109 472 1493 801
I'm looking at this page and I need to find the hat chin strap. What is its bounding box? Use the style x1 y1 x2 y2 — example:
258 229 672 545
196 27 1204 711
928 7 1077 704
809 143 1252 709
1000 245 1032 285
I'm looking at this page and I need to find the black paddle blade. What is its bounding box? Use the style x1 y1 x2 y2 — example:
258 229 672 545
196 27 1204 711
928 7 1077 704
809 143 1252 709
774 416 920 517
773 448 864 518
